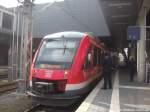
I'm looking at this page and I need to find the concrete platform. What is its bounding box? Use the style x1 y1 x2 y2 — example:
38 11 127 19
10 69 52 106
76 69 150 112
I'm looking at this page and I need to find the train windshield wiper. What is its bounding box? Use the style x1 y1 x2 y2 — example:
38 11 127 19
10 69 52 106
62 36 67 54
63 45 67 54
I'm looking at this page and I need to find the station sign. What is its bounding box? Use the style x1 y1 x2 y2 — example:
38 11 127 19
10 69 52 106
127 26 141 41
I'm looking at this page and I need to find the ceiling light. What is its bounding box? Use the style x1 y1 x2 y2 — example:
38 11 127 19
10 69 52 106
108 2 131 7
115 22 128 25
111 15 130 18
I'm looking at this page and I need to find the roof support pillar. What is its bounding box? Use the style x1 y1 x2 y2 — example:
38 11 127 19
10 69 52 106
137 7 147 82
0 11 3 29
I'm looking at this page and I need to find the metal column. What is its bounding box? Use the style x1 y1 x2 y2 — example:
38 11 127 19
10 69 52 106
17 0 34 92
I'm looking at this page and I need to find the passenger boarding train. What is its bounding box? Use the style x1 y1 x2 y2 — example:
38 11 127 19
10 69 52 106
28 31 104 106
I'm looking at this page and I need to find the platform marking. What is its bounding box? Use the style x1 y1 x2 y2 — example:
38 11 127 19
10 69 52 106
119 85 150 90
121 104 150 112
75 79 103 112
109 71 120 112
98 101 110 106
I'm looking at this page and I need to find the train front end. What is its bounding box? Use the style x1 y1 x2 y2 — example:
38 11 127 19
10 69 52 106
28 32 82 106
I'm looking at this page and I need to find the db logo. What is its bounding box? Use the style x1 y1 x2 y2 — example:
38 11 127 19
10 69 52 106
45 70 53 78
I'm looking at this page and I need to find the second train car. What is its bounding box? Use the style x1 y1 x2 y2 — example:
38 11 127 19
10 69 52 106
28 31 104 106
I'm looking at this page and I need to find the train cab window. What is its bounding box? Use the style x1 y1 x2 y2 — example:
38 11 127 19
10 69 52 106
35 39 80 69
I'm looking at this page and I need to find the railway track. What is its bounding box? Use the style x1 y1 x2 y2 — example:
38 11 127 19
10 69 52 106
0 67 8 80
0 74 8 79
24 104 72 112
24 103 80 112
24 104 43 112
0 81 17 93
24 91 87 112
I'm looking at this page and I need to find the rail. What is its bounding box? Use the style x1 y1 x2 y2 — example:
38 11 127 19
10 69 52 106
0 81 17 93
24 104 42 112
0 67 8 80
0 74 8 79
0 66 11 69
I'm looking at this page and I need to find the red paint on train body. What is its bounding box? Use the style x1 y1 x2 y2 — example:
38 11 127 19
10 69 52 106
28 31 104 106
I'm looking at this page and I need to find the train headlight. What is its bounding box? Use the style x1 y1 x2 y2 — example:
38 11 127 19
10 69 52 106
64 71 68 79
65 71 68 75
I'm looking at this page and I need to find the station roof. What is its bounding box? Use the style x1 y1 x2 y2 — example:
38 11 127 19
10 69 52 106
33 0 143 48
0 0 143 49
99 0 143 48
33 0 110 38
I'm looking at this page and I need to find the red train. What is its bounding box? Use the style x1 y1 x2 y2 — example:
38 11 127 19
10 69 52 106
28 31 104 106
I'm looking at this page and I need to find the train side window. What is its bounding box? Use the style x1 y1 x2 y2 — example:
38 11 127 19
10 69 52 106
85 59 88 69
83 54 90 69
98 49 102 64
93 48 97 67
83 48 91 69
97 49 99 65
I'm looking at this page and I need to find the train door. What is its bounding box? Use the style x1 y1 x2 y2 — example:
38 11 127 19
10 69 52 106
91 46 99 75
92 47 99 75
82 46 93 80
98 49 104 74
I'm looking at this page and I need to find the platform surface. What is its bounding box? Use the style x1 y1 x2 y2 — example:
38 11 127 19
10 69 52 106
76 69 150 112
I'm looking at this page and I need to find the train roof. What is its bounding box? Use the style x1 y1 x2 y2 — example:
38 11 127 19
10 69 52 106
44 31 85 40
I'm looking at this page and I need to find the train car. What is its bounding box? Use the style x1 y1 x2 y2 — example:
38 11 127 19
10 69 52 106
27 31 104 106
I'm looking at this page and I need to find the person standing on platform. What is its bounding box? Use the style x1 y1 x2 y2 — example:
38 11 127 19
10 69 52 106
102 51 113 89
128 57 136 82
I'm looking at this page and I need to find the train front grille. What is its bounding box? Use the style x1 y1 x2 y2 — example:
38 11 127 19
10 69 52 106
32 77 66 94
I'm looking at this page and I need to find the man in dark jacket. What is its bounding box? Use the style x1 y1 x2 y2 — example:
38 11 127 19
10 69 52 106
128 57 136 82
102 52 113 89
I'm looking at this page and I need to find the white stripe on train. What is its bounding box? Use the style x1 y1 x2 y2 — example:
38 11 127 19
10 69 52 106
65 73 101 91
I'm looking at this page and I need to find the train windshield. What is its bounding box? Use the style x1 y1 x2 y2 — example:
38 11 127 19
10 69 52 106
34 38 80 69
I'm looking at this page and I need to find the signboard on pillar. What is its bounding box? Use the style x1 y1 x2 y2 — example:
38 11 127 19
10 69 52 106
127 26 141 41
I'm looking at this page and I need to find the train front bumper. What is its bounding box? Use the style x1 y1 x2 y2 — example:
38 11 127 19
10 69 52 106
27 91 81 106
